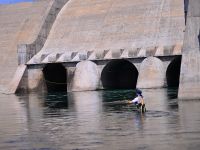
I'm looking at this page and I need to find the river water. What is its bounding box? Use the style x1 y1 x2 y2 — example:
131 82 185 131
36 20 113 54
0 88 200 150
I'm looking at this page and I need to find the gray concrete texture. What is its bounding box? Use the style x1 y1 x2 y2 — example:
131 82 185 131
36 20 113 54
17 0 70 65
71 61 100 91
34 0 185 59
178 0 200 99
28 44 183 64
0 0 53 92
137 57 166 88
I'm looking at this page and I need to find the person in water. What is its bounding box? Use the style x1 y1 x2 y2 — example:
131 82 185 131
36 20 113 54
129 88 145 109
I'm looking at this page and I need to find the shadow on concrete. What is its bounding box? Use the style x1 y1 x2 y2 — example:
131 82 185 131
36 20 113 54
184 0 189 24
198 30 200 48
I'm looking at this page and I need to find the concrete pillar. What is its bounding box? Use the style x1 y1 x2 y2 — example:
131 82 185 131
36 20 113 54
28 68 45 92
179 52 200 99
71 61 101 91
137 57 165 88
178 0 200 99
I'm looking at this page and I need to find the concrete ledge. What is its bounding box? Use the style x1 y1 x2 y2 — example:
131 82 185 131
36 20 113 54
28 44 182 64
111 49 124 58
87 51 96 60
137 48 146 57
120 49 129 58
155 46 164 56
71 52 80 61
146 47 156 57
32 53 49 64
78 51 88 60
163 45 174 56
173 43 183 55
57 52 73 62
104 50 112 59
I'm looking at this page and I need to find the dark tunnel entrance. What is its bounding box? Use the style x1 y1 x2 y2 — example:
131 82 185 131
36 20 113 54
166 56 182 88
101 60 138 89
43 63 67 92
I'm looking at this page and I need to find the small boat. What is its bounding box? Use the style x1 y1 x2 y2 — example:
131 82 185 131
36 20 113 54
104 100 146 113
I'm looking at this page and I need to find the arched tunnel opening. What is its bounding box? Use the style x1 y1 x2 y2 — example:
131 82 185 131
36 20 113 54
43 63 67 92
166 56 182 88
101 59 138 89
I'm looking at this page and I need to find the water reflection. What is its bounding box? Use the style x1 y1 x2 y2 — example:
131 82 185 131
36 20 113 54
179 100 200 132
0 88 200 150
102 89 135 102
44 92 68 109
167 87 178 99
68 91 103 133
166 88 179 110
67 91 103 148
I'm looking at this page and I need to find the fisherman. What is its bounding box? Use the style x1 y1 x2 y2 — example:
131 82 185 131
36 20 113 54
128 88 146 111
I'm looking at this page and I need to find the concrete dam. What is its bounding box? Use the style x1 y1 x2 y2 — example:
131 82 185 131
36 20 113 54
0 0 199 99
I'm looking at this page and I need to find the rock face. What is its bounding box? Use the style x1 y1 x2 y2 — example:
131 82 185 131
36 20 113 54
178 0 200 99
137 57 165 88
72 61 100 91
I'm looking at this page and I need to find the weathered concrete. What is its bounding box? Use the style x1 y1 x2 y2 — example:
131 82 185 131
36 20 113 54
179 52 200 99
178 0 200 99
0 0 187 93
137 57 165 88
0 0 70 94
28 68 45 91
28 45 183 65
0 0 54 93
71 61 100 91
33 0 184 59
18 0 70 65
4 65 27 94
26 55 177 92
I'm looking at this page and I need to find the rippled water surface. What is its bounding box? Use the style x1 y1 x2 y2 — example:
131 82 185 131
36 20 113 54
0 88 200 150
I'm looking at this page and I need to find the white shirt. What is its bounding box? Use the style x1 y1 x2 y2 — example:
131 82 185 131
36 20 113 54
131 96 142 103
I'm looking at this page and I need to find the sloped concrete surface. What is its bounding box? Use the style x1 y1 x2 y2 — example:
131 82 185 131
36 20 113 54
35 0 185 59
5 65 27 94
0 0 53 93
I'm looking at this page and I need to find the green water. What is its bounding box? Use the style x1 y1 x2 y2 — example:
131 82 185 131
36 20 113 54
0 88 200 150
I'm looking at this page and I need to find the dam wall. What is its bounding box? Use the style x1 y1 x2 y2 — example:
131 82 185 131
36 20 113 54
32 0 185 60
17 0 70 65
1 0 193 95
26 55 178 92
24 0 185 93
0 0 53 93
178 0 200 99
0 0 69 93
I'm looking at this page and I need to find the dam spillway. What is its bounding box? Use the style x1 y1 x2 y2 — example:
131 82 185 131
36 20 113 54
0 0 200 99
